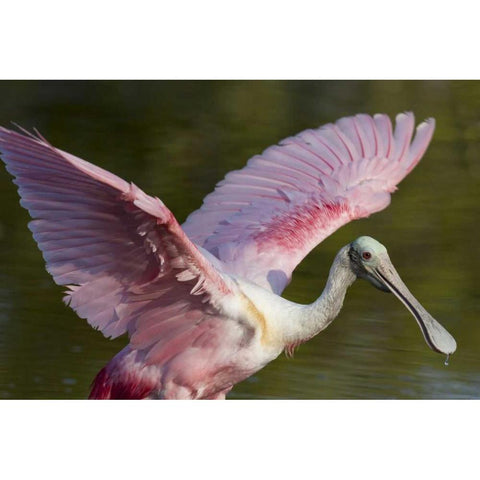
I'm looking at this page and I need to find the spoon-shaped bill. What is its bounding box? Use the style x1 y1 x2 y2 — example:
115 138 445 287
373 259 456 355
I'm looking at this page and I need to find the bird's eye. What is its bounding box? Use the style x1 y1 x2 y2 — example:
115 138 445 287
362 251 372 260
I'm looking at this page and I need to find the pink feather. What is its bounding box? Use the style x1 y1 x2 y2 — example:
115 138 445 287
183 112 435 293
0 111 436 399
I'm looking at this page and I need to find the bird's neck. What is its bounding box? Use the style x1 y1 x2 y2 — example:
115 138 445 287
284 246 356 346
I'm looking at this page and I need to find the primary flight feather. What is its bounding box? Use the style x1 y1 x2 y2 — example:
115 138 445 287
0 111 456 399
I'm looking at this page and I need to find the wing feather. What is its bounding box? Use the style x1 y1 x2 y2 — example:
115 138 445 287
0 127 241 363
183 112 435 294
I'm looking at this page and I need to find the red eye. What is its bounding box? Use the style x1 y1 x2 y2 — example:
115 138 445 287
362 251 372 260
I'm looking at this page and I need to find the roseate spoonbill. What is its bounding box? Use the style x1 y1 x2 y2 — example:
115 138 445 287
0 112 456 399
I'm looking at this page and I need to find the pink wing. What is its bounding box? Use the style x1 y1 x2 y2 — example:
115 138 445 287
0 127 240 365
183 112 435 294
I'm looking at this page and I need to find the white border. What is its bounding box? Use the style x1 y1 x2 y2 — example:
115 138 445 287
1 1 479 79
1 400 476 479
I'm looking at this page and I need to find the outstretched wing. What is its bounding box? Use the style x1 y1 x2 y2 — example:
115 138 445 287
182 112 435 294
0 127 240 364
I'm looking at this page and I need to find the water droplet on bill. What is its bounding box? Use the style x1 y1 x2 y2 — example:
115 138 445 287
444 354 450 366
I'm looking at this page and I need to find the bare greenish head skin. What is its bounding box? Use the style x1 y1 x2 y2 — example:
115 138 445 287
351 235 387 256
348 236 390 292
347 236 457 356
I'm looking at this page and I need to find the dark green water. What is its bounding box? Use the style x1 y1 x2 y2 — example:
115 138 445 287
0 80 478 399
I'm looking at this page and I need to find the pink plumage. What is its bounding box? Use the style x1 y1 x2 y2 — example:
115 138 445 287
0 112 438 399
183 112 434 293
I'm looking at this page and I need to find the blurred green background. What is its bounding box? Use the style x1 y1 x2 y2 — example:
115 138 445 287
0 80 478 399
